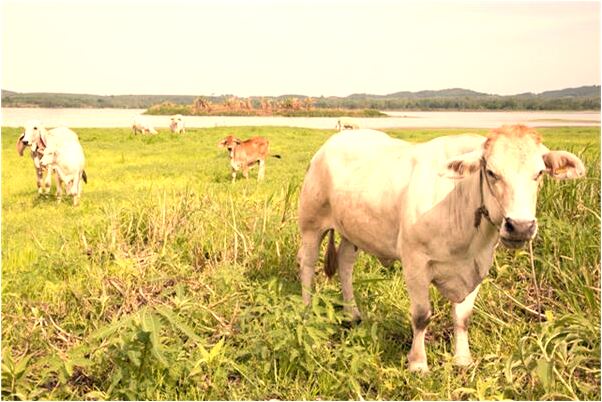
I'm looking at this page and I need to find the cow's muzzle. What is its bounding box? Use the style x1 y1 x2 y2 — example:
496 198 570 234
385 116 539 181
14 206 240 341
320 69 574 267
500 217 537 249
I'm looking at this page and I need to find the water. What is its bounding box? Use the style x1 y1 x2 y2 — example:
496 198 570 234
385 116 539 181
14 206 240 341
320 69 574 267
1 107 599 129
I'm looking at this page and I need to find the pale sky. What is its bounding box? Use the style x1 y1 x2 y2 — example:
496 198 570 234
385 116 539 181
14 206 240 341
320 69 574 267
1 0 600 97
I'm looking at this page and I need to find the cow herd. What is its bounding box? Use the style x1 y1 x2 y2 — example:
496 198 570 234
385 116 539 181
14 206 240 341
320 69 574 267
16 115 281 203
14 120 586 372
132 114 183 135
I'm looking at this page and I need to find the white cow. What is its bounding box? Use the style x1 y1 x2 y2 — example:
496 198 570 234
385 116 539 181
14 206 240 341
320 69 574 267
335 117 359 131
297 125 585 372
17 120 79 197
39 130 87 206
132 116 158 135
169 114 185 134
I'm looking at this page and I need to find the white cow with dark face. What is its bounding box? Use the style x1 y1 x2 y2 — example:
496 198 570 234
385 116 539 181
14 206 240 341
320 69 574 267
17 120 79 197
169 114 185 134
297 125 585 372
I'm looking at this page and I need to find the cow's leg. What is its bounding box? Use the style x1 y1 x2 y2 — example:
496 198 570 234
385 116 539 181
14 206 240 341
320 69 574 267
452 284 480 366
42 167 53 195
53 170 63 200
298 229 324 306
258 159 266 180
231 169 237 183
403 263 432 372
242 166 249 180
35 167 44 194
338 237 361 322
70 176 81 206
65 179 73 198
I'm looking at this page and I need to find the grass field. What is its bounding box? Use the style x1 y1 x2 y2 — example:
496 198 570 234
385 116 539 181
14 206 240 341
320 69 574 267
1 125 600 400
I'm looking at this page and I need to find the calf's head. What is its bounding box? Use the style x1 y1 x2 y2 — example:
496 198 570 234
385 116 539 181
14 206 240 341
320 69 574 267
445 125 585 249
39 144 57 167
218 135 242 156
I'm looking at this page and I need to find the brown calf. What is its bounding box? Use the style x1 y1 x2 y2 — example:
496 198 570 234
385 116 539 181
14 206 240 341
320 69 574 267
218 135 280 182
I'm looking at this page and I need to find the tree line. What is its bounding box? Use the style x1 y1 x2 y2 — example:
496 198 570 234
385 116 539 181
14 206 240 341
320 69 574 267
2 86 599 112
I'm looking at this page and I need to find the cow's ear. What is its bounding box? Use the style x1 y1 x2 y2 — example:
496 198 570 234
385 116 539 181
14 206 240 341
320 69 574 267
441 149 483 179
234 138 242 145
16 134 25 156
543 150 585 180
218 139 227 148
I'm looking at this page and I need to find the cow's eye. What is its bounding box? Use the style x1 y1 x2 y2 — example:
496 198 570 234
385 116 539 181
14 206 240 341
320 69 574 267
486 169 499 181
33 127 37 130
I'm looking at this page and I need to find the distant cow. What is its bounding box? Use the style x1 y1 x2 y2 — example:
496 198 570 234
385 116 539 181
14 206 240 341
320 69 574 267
17 120 79 197
336 117 359 130
169 114 185 134
297 125 585 372
218 135 280 182
132 116 158 135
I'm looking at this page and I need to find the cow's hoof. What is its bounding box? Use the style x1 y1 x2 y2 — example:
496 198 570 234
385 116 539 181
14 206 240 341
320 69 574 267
341 318 362 329
453 355 473 367
348 308 362 322
408 361 429 373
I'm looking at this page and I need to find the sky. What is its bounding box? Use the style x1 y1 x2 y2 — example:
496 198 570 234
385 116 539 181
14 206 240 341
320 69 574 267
1 0 600 97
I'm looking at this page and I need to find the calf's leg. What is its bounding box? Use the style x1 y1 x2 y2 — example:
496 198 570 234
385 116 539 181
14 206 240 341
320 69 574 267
53 170 63 200
42 167 53 194
258 159 266 180
337 237 362 322
452 284 480 366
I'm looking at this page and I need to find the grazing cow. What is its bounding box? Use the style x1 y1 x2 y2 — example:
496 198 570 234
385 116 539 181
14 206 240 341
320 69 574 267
132 116 158 135
297 125 585 372
169 114 185 134
17 121 79 197
40 131 87 206
336 117 359 131
218 135 280 182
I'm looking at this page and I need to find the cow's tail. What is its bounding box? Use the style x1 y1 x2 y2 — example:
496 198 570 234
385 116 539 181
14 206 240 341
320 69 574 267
82 170 88 183
324 229 337 278
271 154 282 159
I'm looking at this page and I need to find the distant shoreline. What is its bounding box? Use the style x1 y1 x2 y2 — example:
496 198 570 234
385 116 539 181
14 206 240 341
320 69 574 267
2 105 600 114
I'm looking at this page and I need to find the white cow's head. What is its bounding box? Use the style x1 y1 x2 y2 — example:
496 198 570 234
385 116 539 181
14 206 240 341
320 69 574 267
18 120 44 152
445 125 585 249
169 117 178 131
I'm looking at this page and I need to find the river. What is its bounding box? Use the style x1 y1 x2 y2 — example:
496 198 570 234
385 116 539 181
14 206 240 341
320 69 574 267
1 108 599 129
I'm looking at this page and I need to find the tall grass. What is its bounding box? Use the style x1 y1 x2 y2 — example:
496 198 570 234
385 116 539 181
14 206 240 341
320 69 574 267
1 126 600 400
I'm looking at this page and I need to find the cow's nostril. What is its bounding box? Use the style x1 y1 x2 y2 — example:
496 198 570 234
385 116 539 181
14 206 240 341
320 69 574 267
504 218 537 236
527 220 537 233
504 217 515 233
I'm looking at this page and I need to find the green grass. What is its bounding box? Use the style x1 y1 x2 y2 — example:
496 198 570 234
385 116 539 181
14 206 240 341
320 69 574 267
2 126 600 400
